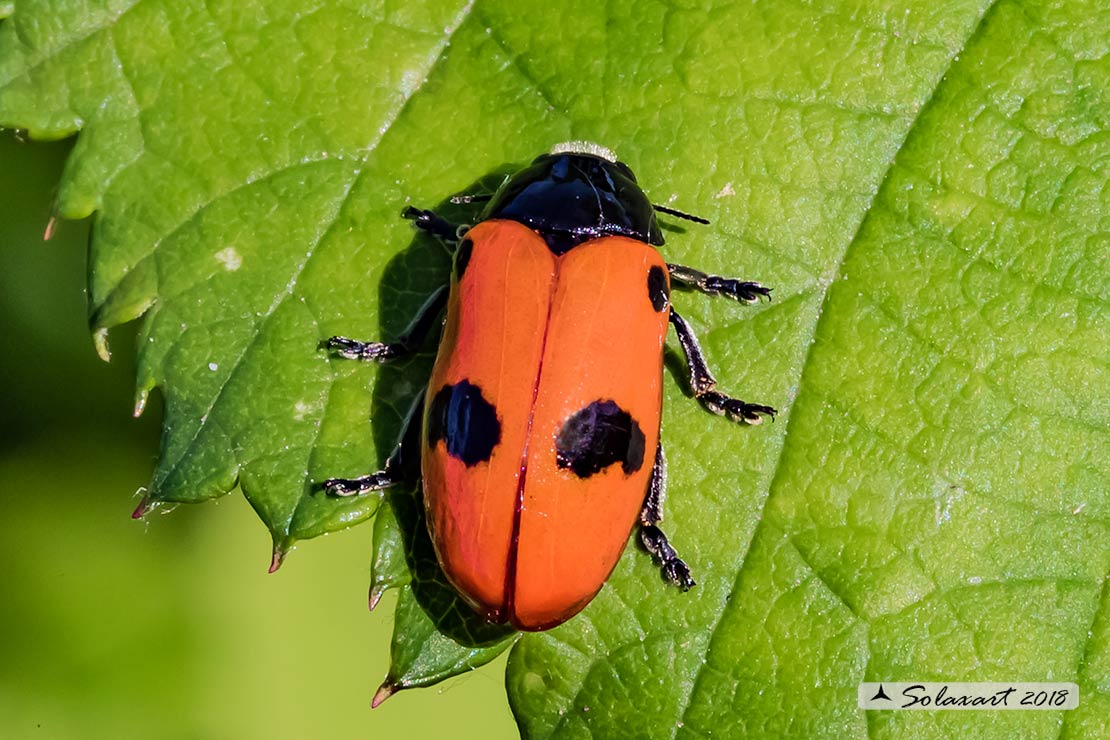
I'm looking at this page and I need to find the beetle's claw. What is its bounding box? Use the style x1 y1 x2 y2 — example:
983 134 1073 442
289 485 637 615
664 560 696 591
735 281 772 304
737 403 777 424
323 478 357 496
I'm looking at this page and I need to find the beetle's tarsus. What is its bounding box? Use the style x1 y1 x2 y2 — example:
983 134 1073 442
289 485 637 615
705 277 771 304
640 445 696 591
664 559 696 592
700 390 777 425
450 193 492 205
667 263 771 303
401 206 464 243
323 471 395 497
325 336 402 362
641 524 696 591
324 392 425 498
323 285 449 365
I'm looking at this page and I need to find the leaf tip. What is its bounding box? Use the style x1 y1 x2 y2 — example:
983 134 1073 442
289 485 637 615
371 681 397 708
93 328 111 362
43 215 57 242
368 586 384 612
131 493 152 520
268 544 287 574
133 388 150 418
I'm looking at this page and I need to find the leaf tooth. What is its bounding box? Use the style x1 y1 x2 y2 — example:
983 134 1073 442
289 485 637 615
133 388 150 418
371 681 396 709
93 328 111 362
131 492 152 520
368 585 385 612
268 542 287 574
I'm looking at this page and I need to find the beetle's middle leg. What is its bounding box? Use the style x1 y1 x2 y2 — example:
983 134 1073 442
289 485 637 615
324 392 424 496
669 308 776 424
322 206 456 495
324 285 448 362
640 443 695 590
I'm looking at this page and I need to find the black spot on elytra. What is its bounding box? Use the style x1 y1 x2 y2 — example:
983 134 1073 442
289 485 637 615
454 237 474 280
648 265 669 312
556 400 645 478
426 381 501 466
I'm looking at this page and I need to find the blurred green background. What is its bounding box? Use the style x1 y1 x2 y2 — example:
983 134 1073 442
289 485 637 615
0 131 519 739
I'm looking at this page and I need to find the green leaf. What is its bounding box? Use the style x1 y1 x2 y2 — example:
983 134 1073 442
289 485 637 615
503 1 1110 738
374 478 517 700
368 486 411 611
3 0 1108 737
381 586 516 704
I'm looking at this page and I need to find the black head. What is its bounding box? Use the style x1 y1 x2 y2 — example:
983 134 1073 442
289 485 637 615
481 143 664 254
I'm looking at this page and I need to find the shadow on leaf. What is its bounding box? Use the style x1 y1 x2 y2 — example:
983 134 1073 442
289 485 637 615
366 164 523 693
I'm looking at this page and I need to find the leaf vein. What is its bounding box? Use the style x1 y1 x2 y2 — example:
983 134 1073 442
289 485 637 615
93 0 477 321
152 0 477 498
155 169 361 490
1057 570 1110 739
478 10 563 113
0 0 142 88
670 2 1002 736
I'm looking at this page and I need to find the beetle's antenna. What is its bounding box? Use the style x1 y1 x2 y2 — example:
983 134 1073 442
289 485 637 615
653 204 709 225
450 193 493 205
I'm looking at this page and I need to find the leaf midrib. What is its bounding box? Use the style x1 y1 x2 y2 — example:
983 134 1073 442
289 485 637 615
1057 575 1110 739
666 2 1003 737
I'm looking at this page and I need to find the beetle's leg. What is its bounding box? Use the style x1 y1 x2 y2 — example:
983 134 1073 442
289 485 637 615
667 263 771 304
640 444 695 590
669 307 776 424
324 392 424 496
325 285 448 362
401 206 466 244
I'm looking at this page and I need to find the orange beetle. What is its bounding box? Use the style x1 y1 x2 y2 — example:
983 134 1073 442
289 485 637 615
325 142 775 630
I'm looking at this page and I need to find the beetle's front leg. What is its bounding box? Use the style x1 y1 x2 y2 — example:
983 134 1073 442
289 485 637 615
324 392 424 496
667 263 771 304
669 308 776 424
401 206 466 244
324 285 448 362
640 444 695 590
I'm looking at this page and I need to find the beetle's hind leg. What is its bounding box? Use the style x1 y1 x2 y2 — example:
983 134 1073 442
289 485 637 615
324 285 448 362
324 393 424 497
670 308 776 424
667 263 771 304
640 444 695 590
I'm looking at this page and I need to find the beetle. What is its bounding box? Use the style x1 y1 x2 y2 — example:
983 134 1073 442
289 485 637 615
323 141 775 631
